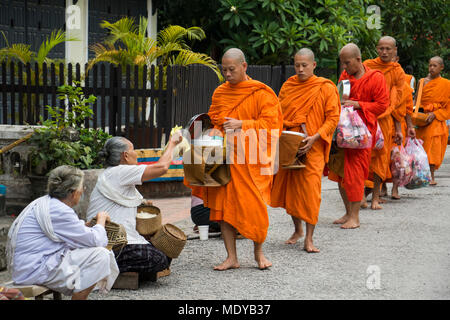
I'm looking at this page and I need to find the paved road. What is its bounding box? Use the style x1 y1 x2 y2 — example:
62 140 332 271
2 150 450 301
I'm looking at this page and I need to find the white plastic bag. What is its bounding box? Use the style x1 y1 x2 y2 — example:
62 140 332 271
336 106 372 149
404 137 431 189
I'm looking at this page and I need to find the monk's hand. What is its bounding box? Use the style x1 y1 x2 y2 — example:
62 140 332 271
426 112 436 124
407 126 416 138
297 133 320 156
223 117 243 130
394 130 403 145
342 100 361 109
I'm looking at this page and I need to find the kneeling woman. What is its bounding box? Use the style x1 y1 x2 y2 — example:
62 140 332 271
87 134 181 279
7 165 119 300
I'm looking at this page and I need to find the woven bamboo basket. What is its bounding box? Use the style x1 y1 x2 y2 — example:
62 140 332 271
136 205 162 236
150 223 187 258
87 218 128 251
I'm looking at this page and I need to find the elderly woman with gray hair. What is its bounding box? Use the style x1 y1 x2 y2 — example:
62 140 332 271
86 133 181 280
6 165 119 300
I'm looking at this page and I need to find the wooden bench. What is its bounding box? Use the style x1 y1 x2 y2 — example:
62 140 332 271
2 281 62 300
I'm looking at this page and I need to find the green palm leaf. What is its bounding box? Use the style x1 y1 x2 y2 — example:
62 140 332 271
36 29 78 64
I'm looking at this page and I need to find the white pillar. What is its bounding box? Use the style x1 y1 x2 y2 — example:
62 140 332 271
147 0 158 41
65 0 88 67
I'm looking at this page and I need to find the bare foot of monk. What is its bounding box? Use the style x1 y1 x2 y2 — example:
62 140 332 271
391 191 400 200
378 198 387 204
285 231 304 244
254 253 272 270
304 239 320 253
213 258 240 271
340 219 360 229
360 200 369 209
430 180 437 186
333 214 349 224
371 199 383 210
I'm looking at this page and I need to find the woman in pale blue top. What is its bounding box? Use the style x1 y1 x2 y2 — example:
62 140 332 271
7 165 119 300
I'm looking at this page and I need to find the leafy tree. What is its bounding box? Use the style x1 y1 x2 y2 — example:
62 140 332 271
216 0 381 69
87 16 223 81
377 0 449 79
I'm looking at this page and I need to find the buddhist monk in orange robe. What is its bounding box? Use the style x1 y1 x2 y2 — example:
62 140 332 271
328 43 389 229
204 48 283 270
270 48 340 252
362 36 405 209
390 55 416 199
415 56 450 185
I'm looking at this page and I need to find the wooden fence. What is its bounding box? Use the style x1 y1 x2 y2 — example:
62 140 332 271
1 62 336 148
0 61 171 148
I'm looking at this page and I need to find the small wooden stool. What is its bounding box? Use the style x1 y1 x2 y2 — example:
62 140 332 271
2 281 62 300
112 268 171 290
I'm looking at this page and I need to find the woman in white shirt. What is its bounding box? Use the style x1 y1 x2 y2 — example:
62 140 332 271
86 133 181 279
7 165 118 300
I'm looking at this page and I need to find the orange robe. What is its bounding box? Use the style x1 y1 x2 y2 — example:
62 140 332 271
328 65 389 201
204 78 283 243
363 58 406 183
415 77 450 170
401 82 414 140
270 75 340 225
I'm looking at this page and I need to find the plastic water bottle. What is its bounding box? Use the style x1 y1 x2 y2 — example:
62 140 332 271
0 184 6 216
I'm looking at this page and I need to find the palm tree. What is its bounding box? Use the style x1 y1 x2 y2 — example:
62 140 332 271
87 16 223 82
0 29 78 123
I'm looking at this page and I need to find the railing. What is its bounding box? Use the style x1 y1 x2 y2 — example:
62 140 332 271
1 62 335 148
0 62 171 149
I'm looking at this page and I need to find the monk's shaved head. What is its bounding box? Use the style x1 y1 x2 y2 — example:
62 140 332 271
430 56 444 67
377 36 397 62
339 43 364 77
378 36 397 47
222 48 248 84
222 48 246 64
339 43 361 59
295 48 315 62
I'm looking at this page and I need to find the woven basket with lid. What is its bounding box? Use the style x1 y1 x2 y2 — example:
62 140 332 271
150 223 187 258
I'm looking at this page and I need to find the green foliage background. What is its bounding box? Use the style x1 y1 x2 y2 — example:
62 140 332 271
156 0 449 79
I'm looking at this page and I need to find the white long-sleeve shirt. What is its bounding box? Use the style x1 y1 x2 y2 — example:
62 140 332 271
13 197 108 285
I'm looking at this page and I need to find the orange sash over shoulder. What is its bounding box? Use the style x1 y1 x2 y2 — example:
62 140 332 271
364 57 406 182
271 75 340 225
204 78 283 243
328 66 389 202
416 77 450 169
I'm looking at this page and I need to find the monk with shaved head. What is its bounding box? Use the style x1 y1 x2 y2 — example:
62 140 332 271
328 43 389 229
203 48 283 270
415 56 450 185
362 36 409 208
270 48 340 252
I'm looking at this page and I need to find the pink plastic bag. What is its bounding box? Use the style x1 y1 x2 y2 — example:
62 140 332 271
390 145 414 186
336 106 372 149
374 122 384 150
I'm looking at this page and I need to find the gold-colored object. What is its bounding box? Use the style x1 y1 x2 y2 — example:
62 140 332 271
87 218 127 251
279 131 307 169
150 224 187 259
412 78 429 127
136 205 162 237
0 132 34 154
